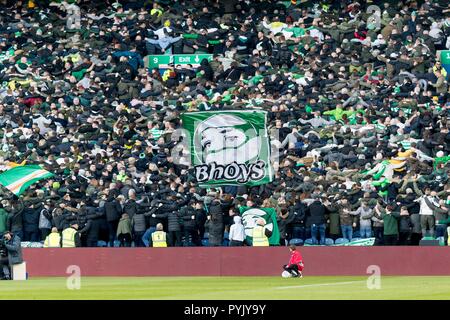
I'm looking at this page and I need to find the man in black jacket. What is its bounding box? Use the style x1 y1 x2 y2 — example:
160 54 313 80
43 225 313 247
307 195 329 245
289 199 307 241
22 203 40 242
181 200 197 246
104 194 122 247
6 200 24 240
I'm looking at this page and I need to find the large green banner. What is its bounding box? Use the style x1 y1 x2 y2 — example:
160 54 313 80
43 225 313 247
181 111 273 187
239 206 280 246
147 54 213 69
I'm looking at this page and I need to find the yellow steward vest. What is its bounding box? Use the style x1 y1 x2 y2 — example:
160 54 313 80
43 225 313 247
62 228 77 248
252 226 269 246
152 231 167 247
44 233 61 248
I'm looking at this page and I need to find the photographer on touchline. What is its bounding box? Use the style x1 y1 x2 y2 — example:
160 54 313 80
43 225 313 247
0 231 23 280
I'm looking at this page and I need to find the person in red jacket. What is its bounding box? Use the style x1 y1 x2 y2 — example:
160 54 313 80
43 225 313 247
283 245 304 278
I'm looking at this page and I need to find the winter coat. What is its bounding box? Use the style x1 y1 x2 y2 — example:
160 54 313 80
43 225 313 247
22 207 40 233
339 204 358 226
85 215 102 242
123 199 139 219
328 211 340 235
277 212 295 239
38 208 53 230
354 206 373 228
229 216 245 242
5 234 23 265
117 216 132 236
181 206 196 230
7 203 24 233
205 213 223 246
399 215 413 232
307 200 328 226
131 212 147 233
290 202 306 227
104 199 122 222
381 211 400 235
154 202 182 232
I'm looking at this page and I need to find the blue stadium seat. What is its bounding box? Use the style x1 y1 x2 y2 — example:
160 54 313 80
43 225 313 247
97 240 107 247
334 238 349 245
289 238 304 246
325 238 334 246
304 238 314 245
114 240 121 247
201 239 209 247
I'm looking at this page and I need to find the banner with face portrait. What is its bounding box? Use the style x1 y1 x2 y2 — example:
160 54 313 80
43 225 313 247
181 111 273 187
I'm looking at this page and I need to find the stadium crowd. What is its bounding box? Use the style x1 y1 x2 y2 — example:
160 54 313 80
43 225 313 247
0 0 449 247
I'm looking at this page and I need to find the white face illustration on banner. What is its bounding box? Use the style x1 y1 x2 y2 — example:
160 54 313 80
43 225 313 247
195 114 261 166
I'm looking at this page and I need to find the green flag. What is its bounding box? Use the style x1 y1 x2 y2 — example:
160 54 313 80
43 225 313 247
181 111 273 187
333 238 375 246
0 165 54 196
239 206 280 245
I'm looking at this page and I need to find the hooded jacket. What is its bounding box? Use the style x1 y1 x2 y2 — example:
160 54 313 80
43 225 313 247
229 215 245 242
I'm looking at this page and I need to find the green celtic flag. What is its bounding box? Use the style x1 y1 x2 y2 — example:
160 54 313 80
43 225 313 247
181 111 273 187
239 206 280 245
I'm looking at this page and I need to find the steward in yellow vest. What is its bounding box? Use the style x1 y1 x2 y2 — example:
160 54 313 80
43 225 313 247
62 224 81 248
152 223 167 247
252 219 270 246
44 228 61 248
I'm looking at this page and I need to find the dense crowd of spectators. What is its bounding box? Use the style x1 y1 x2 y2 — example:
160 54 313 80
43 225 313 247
0 0 449 247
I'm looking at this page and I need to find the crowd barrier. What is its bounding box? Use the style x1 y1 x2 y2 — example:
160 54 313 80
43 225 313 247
22 247 450 277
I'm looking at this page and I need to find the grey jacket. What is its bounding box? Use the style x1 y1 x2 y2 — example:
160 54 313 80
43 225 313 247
354 206 374 227
5 234 23 266
39 209 52 230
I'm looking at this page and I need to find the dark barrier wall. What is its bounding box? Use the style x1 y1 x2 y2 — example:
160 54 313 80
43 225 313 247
23 247 450 277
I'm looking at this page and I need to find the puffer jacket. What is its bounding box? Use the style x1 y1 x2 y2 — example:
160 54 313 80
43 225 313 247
155 202 182 232
205 212 223 246
131 212 147 233
181 206 196 230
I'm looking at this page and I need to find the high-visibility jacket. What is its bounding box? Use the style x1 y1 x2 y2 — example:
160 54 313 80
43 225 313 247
62 227 77 248
152 231 167 247
44 233 61 248
252 226 269 246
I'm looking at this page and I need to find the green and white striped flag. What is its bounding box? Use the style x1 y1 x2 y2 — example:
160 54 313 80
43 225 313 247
333 238 375 246
0 165 54 196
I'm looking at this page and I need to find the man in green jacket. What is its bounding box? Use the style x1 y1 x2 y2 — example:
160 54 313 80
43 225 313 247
379 205 400 245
